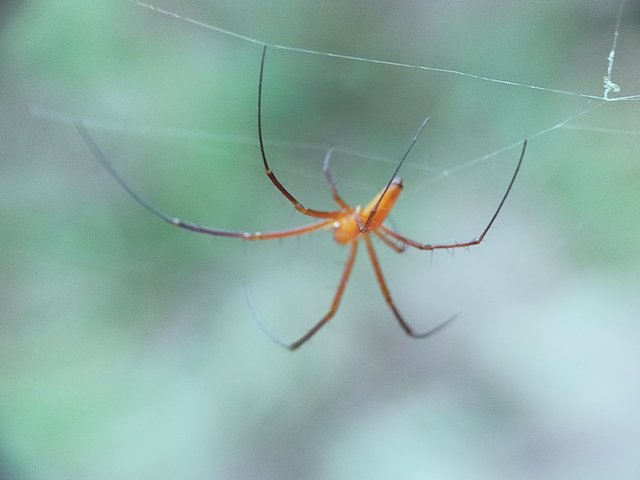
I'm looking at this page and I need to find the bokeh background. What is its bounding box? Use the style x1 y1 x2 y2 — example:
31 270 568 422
1 1 639 478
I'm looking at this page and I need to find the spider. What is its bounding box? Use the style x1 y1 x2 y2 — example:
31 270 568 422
76 45 526 350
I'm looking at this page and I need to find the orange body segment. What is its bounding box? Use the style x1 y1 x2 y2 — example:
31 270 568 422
362 178 403 230
332 178 403 244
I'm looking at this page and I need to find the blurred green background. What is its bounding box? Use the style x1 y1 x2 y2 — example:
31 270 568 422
1 1 639 478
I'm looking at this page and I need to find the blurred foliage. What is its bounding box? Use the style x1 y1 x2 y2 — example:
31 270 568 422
1 1 639 479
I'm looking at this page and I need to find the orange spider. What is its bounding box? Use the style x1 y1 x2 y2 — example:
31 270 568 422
77 45 526 350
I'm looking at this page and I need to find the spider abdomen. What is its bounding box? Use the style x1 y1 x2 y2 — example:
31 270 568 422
332 179 403 244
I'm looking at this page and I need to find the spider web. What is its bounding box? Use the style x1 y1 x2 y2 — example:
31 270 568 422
39 1 639 181
38 0 640 184
72 0 632 319
34 0 640 312
128 0 638 102
45 0 638 244
43 1 639 165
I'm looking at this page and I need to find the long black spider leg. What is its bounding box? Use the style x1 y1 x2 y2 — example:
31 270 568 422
361 116 430 233
380 140 527 251
76 121 332 240
257 44 338 219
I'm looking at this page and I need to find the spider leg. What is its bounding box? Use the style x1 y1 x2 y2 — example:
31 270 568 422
258 45 338 219
361 116 430 233
265 240 359 350
363 234 455 338
322 146 350 209
77 122 333 240
374 230 406 253
379 140 527 251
